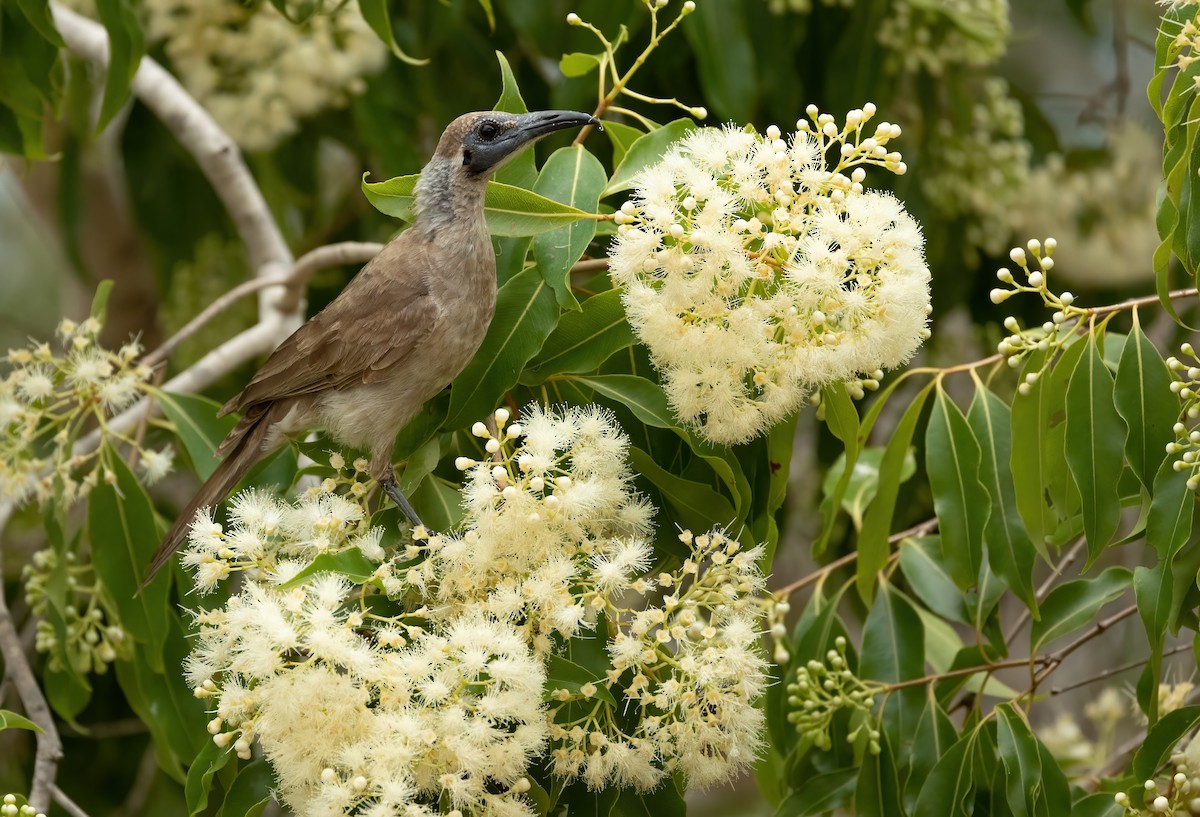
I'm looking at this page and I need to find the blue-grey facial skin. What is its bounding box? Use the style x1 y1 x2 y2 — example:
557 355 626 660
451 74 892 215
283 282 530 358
462 110 600 174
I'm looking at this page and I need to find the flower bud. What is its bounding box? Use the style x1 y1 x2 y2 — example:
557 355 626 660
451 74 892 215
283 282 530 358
566 12 581 24
989 289 1010 304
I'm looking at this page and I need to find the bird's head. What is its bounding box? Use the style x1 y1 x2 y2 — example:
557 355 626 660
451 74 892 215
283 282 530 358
434 110 601 178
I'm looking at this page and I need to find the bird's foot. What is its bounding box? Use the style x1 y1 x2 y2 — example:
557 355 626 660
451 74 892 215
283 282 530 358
378 472 428 535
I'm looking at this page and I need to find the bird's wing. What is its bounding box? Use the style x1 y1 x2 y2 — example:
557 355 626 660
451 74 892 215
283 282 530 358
222 237 441 415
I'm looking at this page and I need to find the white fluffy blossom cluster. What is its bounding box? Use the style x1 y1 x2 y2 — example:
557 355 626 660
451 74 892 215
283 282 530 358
548 528 768 791
1005 121 1160 287
185 481 548 817
184 407 771 814
921 80 1032 258
0 316 167 507
608 106 931 445
392 405 656 650
142 0 386 151
876 0 1010 75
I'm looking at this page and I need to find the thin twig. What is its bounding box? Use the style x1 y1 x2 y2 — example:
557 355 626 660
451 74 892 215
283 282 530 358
142 241 384 366
1025 604 1139 696
570 258 610 274
1048 643 1192 697
1005 535 1088 646
771 517 938 597
0 507 62 813
52 786 92 817
884 656 1038 692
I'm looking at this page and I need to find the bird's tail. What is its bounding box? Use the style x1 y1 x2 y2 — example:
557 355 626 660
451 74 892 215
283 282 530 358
143 410 274 586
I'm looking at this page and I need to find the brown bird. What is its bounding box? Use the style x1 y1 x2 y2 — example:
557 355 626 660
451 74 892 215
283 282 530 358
145 110 599 583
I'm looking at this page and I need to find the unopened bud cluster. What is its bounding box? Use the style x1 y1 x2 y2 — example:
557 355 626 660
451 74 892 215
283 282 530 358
0 315 168 507
991 238 1088 392
765 594 793 664
1166 344 1200 491
609 105 930 444
1115 774 1200 816
785 636 883 754
23 549 129 675
564 1 705 121
1 795 45 817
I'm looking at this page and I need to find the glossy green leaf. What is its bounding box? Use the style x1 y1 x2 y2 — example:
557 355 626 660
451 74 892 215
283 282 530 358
604 120 644 167
362 174 593 237
856 732 902 817
858 383 933 601
185 740 232 817
357 0 429 64
216 758 274 817
410 475 464 531
927 385 990 588
905 691 958 814
94 0 144 132
521 288 633 382
899 536 968 625
816 382 863 551
544 654 617 706
860 583 924 687
532 146 607 310
281 547 378 587
682 0 756 121
1065 334 1127 563
912 728 977 817
1114 310 1177 488
629 446 735 532
559 51 602 77
1135 561 1173 723
1070 793 1126 817
1030 566 1132 654
491 50 535 189
88 447 170 668
90 279 114 319
1133 705 1200 780
604 118 695 196
773 768 856 816
1010 350 1056 557
0 710 43 732
1147 457 1195 561
996 703 1042 817
158 390 237 481
967 382 1038 613
447 266 559 429
14 0 64 47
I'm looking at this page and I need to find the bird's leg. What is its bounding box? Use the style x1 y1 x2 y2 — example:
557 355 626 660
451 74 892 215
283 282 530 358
377 464 427 531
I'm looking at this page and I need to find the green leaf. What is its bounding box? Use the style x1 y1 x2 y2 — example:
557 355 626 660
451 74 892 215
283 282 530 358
532 146 607 310
815 382 863 552
521 288 633 382
1030 566 1132 654
967 382 1038 613
362 173 593 237
629 446 735 532
491 51 535 189
681 0 756 121
158 391 238 481
93 0 144 132
0 709 43 732
605 121 645 168
773 768 856 816
1133 705 1200 780
281 547 378 587
88 446 170 668
821 448 917 533
357 0 429 65
559 52 602 77
858 383 933 601
1070 793 1126 817
90 279 114 320
604 118 696 196
912 728 977 817
899 536 969 625
1065 334 1127 563
1010 350 1056 557
926 385 990 589
410 475 464 531
906 691 958 813
860 583 925 764
996 703 1042 817
1135 561 1173 723
14 0 64 47
1147 456 1195 561
544 654 617 706
1114 310 1177 488
185 740 232 817
216 758 274 817
856 732 901 817
446 266 559 429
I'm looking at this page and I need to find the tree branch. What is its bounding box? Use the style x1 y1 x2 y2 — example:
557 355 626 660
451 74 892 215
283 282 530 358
52 786 93 817
0 506 62 813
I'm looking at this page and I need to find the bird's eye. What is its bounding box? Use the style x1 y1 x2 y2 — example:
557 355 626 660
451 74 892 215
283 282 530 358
478 122 500 142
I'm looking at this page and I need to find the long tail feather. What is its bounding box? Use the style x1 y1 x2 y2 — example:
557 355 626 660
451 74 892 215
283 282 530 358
143 412 273 586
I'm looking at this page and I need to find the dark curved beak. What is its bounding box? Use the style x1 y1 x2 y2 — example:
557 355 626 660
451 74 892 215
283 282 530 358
470 110 601 173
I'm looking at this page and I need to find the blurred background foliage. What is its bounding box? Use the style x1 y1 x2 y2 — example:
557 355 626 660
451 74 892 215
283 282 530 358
0 0 1182 814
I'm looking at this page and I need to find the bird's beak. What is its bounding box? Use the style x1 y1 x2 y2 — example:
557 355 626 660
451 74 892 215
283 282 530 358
469 110 601 174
